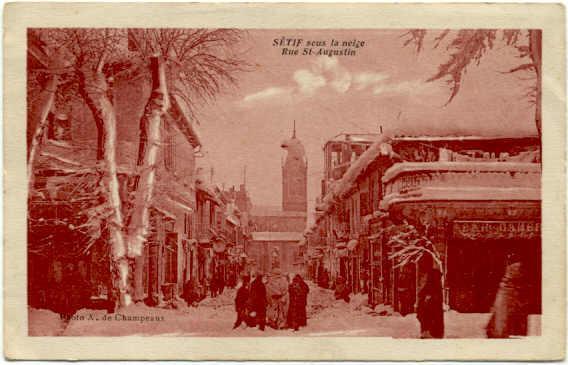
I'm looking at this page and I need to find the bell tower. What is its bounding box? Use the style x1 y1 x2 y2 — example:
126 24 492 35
281 121 307 212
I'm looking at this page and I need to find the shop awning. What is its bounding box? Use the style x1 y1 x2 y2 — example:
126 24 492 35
347 239 359 251
166 196 193 212
225 214 240 226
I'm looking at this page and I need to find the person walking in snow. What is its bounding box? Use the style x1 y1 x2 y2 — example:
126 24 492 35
266 269 289 329
486 252 528 338
233 276 250 329
416 261 444 339
334 275 351 303
183 277 201 307
248 273 267 331
288 274 310 331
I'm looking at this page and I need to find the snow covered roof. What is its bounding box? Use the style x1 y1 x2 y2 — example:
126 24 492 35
316 134 393 215
382 161 541 183
392 135 539 142
225 214 240 226
196 181 223 206
250 231 303 242
325 133 380 144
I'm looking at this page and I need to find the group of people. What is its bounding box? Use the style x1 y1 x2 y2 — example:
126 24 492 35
234 269 310 331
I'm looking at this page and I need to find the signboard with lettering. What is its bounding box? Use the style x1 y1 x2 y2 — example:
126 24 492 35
453 220 541 240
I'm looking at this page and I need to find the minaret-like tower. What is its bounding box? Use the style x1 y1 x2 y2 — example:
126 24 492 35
280 121 307 212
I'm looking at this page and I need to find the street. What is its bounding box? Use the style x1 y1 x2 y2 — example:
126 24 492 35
29 282 539 338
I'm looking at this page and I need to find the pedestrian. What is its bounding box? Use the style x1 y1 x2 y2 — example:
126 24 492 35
360 269 369 294
297 274 310 327
233 275 250 329
416 260 444 339
217 267 225 295
288 274 310 331
486 252 528 338
265 268 289 329
248 272 267 331
320 269 330 289
183 277 201 307
334 275 350 303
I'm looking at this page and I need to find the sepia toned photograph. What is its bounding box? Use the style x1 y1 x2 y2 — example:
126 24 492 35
4 2 565 361
26 27 543 338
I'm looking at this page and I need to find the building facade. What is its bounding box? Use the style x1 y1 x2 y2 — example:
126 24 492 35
306 134 541 315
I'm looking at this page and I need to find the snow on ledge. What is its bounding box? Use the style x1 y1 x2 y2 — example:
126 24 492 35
382 162 541 183
381 186 541 209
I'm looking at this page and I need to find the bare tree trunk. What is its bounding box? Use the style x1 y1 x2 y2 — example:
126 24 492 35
28 75 58 191
128 56 170 300
79 68 131 308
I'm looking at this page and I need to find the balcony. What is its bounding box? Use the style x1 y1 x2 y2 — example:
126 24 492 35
381 162 541 209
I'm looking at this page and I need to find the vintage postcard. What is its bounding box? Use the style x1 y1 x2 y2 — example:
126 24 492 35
3 2 566 361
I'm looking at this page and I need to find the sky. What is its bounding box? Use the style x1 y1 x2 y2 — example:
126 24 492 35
194 29 537 219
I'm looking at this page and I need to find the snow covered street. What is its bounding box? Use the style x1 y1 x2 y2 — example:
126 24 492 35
27 282 541 337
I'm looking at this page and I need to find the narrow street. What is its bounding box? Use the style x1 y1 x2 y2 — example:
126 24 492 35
29 282 538 338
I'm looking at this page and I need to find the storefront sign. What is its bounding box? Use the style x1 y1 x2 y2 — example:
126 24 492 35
453 220 540 240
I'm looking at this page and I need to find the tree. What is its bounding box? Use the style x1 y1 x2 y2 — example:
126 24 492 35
125 29 246 300
404 29 542 144
62 29 134 306
27 28 246 308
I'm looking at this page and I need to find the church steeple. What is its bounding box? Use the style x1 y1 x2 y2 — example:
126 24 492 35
280 121 307 212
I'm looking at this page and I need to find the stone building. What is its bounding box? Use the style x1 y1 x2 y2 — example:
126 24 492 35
307 134 541 316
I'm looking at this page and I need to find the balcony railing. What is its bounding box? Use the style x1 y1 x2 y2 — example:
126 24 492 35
381 162 541 208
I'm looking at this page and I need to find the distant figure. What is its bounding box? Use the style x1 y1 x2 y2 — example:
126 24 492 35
216 268 225 295
266 269 289 329
233 276 250 329
183 277 201 307
416 264 444 339
486 253 528 338
360 269 369 294
248 273 267 331
288 274 310 331
334 276 351 303
319 269 330 289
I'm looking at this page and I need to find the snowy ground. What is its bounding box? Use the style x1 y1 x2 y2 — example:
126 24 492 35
29 282 541 337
